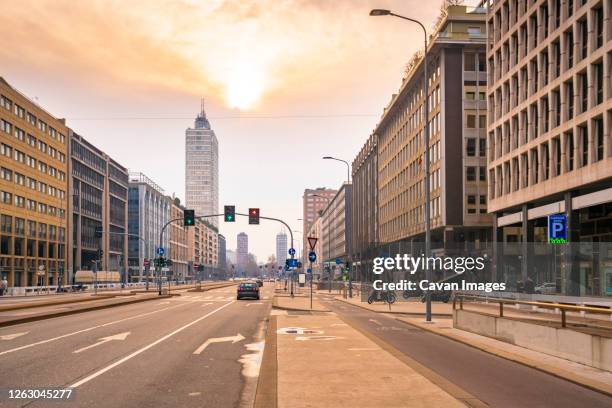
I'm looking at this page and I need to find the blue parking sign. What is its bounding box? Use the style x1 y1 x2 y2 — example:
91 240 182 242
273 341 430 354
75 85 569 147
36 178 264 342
548 214 567 244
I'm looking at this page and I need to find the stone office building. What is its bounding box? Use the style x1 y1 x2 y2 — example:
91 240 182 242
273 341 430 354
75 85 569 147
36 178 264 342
374 5 492 263
486 0 612 296
0 77 69 288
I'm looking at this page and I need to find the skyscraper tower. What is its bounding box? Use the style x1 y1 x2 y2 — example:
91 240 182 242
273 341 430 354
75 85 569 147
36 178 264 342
276 230 287 270
185 98 219 226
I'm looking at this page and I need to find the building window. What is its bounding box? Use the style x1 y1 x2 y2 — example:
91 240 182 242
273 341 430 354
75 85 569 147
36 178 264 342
479 138 486 157
466 138 476 156
464 53 476 71
479 166 487 181
466 166 476 181
466 114 476 128
594 117 604 162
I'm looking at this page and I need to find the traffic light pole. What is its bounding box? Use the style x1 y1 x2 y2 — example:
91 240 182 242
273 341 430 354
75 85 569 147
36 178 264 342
158 212 296 296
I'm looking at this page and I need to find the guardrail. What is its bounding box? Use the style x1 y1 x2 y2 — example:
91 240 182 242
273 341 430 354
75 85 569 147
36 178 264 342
453 293 612 328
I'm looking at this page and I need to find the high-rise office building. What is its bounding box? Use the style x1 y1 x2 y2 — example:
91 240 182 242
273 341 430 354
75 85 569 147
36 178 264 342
302 187 337 261
185 99 219 226
276 230 287 269
486 0 611 296
236 232 248 275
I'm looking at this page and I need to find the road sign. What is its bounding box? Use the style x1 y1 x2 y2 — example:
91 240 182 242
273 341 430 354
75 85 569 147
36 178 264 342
307 268 312 273
335 258 342 265
308 251 317 262
548 214 567 244
298 274 306 284
307 237 318 250
156 247 165 256
286 258 298 268
288 248 296 256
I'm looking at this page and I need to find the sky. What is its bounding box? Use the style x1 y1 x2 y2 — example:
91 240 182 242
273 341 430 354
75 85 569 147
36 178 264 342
0 0 467 260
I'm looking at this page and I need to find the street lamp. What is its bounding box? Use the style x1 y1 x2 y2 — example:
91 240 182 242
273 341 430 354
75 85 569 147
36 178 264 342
322 156 350 184
370 8 432 322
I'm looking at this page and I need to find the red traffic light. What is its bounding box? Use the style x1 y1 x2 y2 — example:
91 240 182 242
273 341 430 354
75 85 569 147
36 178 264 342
249 208 260 224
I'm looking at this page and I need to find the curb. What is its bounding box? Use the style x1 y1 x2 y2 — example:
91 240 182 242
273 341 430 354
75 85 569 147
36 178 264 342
334 296 452 317
0 294 171 328
271 296 330 312
254 315 277 408
394 316 612 397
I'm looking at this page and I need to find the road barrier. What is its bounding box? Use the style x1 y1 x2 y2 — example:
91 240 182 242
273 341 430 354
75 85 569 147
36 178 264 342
453 293 612 328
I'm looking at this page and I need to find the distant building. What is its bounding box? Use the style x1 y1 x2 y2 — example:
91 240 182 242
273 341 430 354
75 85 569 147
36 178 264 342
276 231 287 269
169 197 188 280
69 131 129 278
302 187 337 263
127 172 170 281
351 133 378 281
185 99 219 226
226 249 237 265
320 183 352 270
236 232 248 275
218 233 226 272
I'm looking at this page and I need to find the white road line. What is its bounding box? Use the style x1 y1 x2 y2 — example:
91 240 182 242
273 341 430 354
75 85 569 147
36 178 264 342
0 302 188 357
200 303 213 307
69 301 235 388
0 332 29 341
368 319 383 326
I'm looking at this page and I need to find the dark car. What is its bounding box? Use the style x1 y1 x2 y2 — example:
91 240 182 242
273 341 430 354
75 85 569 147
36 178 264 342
237 282 260 300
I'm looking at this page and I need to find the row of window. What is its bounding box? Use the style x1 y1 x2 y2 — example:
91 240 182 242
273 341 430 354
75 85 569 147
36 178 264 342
0 167 66 200
0 94 66 144
0 142 67 182
0 191 66 219
0 214 65 241
490 115 607 198
1 119 66 164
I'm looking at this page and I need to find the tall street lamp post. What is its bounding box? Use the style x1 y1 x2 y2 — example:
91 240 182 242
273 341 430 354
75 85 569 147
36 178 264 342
370 9 432 321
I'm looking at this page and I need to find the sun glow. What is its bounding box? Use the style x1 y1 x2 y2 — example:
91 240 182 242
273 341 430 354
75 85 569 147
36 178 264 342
225 65 266 110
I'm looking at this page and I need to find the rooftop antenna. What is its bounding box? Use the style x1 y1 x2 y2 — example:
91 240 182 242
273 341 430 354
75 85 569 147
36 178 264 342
200 97 205 116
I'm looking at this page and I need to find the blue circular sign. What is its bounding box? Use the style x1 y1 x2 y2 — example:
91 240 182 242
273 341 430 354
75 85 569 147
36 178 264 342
156 247 165 256
288 248 296 256
308 251 317 262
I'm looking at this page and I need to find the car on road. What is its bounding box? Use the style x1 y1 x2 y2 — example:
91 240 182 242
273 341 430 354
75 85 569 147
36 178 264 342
534 282 557 295
237 282 260 300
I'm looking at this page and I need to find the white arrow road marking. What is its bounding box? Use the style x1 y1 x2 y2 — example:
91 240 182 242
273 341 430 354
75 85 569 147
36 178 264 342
245 303 263 307
368 319 383 326
73 332 131 354
70 301 235 388
193 333 245 355
200 303 213 307
0 332 28 341
0 303 188 357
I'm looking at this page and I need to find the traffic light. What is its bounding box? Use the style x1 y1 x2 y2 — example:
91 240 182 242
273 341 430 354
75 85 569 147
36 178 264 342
184 209 195 226
248 208 260 225
224 205 235 222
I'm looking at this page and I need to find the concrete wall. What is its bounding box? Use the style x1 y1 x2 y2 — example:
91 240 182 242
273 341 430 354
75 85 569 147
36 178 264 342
454 309 612 371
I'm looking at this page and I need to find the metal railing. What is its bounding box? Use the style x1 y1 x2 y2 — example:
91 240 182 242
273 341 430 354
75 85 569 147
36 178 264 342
453 293 612 328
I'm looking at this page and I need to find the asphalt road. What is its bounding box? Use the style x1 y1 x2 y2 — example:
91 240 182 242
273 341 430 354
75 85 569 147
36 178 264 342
0 283 272 408
319 296 612 408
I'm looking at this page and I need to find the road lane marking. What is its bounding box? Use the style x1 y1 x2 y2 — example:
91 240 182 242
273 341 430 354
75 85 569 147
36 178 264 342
245 303 263 307
0 302 188 357
73 332 131 354
69 301 235 388
200 303 213 307
193 333 245 354
0 332 29 341
368 319 383 326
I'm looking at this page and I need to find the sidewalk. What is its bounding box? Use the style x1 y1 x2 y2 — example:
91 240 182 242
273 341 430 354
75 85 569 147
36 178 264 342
273 294 330 312
271 296 470 408
325 292 453 316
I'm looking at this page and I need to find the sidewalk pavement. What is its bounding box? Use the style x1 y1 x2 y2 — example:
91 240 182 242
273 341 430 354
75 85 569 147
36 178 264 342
330 295 612 395
273 296 469 408
273 294 330 312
